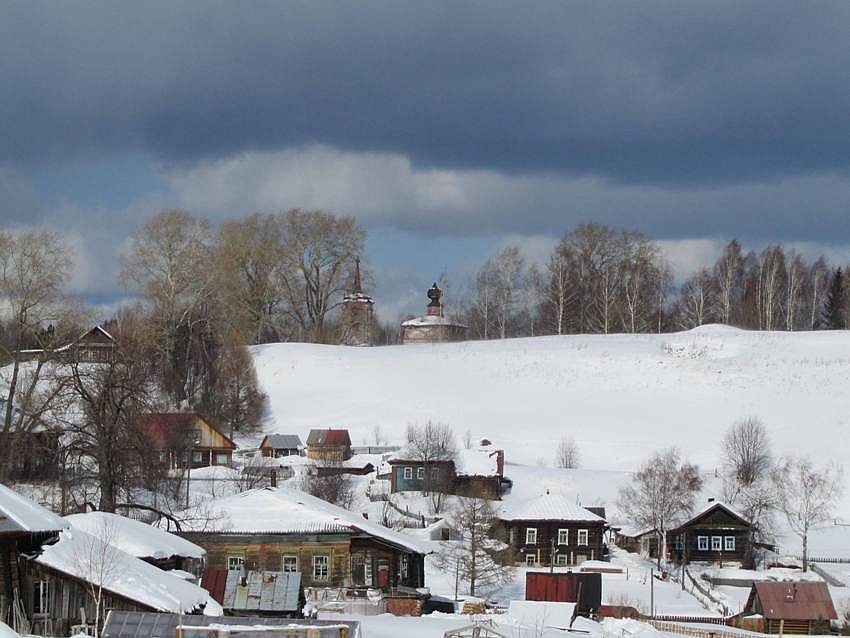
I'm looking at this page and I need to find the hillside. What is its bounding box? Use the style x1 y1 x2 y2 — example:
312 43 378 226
250 325 850 474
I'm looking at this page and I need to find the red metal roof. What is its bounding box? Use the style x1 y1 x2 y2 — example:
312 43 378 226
307 428 351 447
749 582 837 621
200 569 228 604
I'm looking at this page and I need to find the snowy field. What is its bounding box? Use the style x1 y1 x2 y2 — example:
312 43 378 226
249 326 850 474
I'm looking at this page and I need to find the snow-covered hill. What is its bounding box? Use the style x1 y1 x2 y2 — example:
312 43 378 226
250 325 850 473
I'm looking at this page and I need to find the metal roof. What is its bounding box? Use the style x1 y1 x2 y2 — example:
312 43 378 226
102 611 361 638
749 582 837 621
222 570 302 612
306 429 351 447
261 434 303 450
0 483 67 534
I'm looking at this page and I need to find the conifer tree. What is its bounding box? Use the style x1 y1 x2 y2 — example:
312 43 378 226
823 267 846 329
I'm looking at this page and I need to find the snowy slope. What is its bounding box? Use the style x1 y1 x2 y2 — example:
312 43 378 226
250 326 850 473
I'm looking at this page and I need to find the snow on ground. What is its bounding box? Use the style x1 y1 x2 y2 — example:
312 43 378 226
249 327 850 557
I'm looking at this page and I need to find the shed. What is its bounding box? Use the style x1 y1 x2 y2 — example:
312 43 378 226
306 429 352 461
744 581 837 634
525 572 601 614
259 434 304 458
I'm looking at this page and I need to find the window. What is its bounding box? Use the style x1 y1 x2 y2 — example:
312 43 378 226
313 555 329 581
192 451 203 464
557 529 569 545
556 554 568 566
509 528 516 545
227 555 245 571
417 467 424 479
526 528 537 545
697 536 709 551
215 452 229 465
33 580 49 615
525 554 536 566
711 536 722 551
158 451 167 463
577 529 588 546
282 555 298 572
400 554 409 580
724 536 736 551
403 467 413 480
189 429 202 444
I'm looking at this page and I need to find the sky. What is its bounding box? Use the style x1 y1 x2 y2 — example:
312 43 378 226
4 2 850 321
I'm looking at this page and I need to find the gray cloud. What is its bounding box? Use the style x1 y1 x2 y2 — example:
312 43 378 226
3 2 850 186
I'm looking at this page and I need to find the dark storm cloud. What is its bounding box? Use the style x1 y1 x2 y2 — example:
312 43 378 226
3 1 850 185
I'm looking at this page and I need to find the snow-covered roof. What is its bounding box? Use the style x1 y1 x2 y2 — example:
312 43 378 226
498 491 606 523
36 528 221 615
64 512 205 560
456 447 501 477
180 487 430 555
673 500 750 530
0 484 68 534
401 314 467 327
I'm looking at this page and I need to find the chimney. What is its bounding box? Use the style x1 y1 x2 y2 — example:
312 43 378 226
707 497 715 503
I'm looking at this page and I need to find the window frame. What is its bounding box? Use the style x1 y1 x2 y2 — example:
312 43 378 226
313 555 330 581
403 467 413 480
214 452 229 465
556 554 568 566
724 536 736 551
227 555 245 571
33 579 49 616
526 527 538 545
711 536 723 551
525 554 536 566
282 555 298 572
417 467 425 479
577 529 589 546
557 528 569 545
697 536 709 551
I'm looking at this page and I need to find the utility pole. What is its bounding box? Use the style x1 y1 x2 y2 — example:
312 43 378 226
650 568 655 618
550 538 555 573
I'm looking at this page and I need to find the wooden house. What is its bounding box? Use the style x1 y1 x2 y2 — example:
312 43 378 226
18 325 115 364
142 413 237 469
0 427 60 481
669 500 752 568
64 511 206 575
0 486 216 637
0 484 67 634
306 429 352 461
178 487 429 592
388 444 506 500
201 569 305 617
260 434 304 458
497 491 607 567
742 582 837 634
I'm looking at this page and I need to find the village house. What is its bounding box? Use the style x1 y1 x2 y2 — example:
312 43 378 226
497 490 607 567
0 422 60 481
18 325 116 364
0 486 218 637
741 581 837 634
259 434 304 458
388 443 506 500
177 487 430 595
306 429 352 461
64 511 206 576
669 500 753 568
142 412 237 469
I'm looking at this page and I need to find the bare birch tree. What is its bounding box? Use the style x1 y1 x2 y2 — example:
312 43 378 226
73 517 122 637
721 417 772 488
713 240 746 326
617 448 703 568
405 421 458 514
771 456 843 571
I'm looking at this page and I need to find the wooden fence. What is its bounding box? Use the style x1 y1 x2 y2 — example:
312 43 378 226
644 619 747 638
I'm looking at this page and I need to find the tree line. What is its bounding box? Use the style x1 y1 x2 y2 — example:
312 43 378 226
458 223 850 339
